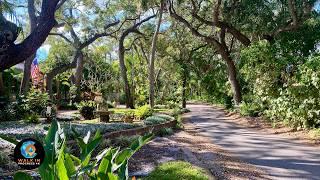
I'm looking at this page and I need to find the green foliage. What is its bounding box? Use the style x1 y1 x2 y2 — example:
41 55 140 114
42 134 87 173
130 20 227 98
100 135 140 149
265 56 320 129
0 104 17 121
144 116 167 125
13 171 33 180
240 41 320 129
157 128 174 137
0 92 47 121
26 88 50 115
155 114 175 121
166 100 179 109
144 114 174 125
18 120 153 180
77 101 96 120
59 101 78 110
144 161 210 180
0 151 10 166
135 105 153 120
239 102 260 117
25 113 40 124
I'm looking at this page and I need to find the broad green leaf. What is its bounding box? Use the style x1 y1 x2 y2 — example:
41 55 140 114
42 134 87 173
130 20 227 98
65 153 77 177
117 159 129 180
108 172 119 180
70 154 81 166
56 152 69 180
115 148 132 165
97 148 113 177
13 172 33 180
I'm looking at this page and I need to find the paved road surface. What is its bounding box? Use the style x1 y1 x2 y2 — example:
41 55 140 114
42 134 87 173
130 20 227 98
187 104 320 180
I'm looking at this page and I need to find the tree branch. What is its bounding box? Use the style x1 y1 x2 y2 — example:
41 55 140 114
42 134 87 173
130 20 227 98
1 0 60 71
49 33 73 44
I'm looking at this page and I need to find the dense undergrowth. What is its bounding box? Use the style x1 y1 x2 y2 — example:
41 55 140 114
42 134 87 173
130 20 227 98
199 38 320 131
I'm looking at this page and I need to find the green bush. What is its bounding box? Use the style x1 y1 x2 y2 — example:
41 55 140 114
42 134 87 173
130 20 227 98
135 105 153 120
155 114 175 121
166 100 179 109
100 135 140 149
25 113 40 124
26 88 50 115
239 102 260 117
181 108 191 114
154 104 166 109
0 96 33 121
240 42 320 130
144 115 172 125
58 101 78 110
77 101 96 120
0 151 9 166
157 128 174 137
0 105 16 121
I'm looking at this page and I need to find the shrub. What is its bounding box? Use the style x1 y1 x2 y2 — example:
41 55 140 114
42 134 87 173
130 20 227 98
166 100 179 109
239 102 261 117
157 128 174 137
58 101 78 110
154 104 166 109
0 151 9 166
123 111 135 123
135 105 153 120
144 115 168 125
77 101 96 120
172 108 182 117
181 108 191 114
26 88 50 115
0 96 31 121
155 114 175 121
25 113 40 124
0 105 16 121
100 135 140 149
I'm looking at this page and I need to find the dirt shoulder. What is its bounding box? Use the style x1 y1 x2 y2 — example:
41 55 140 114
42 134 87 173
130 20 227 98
214 105 320 146
130 113 268 180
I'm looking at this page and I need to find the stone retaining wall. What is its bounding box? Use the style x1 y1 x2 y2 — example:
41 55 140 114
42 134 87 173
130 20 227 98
104 120 177 139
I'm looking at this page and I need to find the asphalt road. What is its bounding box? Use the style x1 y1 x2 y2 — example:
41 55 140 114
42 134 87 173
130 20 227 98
187 104 320 180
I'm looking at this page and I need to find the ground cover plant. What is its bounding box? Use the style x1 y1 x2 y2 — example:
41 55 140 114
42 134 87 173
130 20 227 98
143 161 210 180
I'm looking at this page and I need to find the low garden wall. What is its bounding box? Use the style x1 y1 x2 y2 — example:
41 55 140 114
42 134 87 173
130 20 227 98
104 120 177 139
68 120 177 145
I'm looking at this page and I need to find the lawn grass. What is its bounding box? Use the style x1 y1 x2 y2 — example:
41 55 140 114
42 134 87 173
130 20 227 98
143 161 211 180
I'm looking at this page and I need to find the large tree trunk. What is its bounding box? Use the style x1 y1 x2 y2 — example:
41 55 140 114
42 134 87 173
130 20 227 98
74 52 84 101
221 53 242 104
20 55 35 94
119 38 134 109
0 72 5 96
46 73 54 99
19 0 38 94
56 78 61 109
182 69 187 108
148 2 164 108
